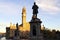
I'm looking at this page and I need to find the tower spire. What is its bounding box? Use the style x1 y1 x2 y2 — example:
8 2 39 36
22 7 26 27
22 7 26 14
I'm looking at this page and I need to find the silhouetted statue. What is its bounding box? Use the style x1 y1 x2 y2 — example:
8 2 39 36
15 23 19 37
16 23 18 30
32 2 39 17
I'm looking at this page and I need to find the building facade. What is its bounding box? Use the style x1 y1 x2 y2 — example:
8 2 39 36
6 7 30 39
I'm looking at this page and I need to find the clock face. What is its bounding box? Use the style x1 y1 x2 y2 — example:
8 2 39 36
23 14 26 16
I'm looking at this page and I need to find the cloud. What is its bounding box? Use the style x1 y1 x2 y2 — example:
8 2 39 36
0 2 20 15
35 0 60 14
0 1 21 32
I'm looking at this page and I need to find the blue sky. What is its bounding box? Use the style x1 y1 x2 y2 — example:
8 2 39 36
0 0 60 33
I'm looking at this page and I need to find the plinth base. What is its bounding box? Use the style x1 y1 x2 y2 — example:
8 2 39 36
29 36 43 40
29 33 44 40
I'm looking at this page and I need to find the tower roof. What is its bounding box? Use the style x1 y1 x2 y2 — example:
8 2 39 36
22 7 26 14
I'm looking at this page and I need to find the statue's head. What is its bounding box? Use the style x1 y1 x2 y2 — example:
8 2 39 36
34 2 36 5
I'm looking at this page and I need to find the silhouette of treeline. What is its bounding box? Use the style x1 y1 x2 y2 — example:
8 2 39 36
20 28 60 40
41 29 60 40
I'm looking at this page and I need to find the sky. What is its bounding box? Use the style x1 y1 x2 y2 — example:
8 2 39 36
0 0 60 33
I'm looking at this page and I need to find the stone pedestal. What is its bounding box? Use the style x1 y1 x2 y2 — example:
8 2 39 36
29 18 44 40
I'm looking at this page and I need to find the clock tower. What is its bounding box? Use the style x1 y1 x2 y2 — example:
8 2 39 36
22 7 26 28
